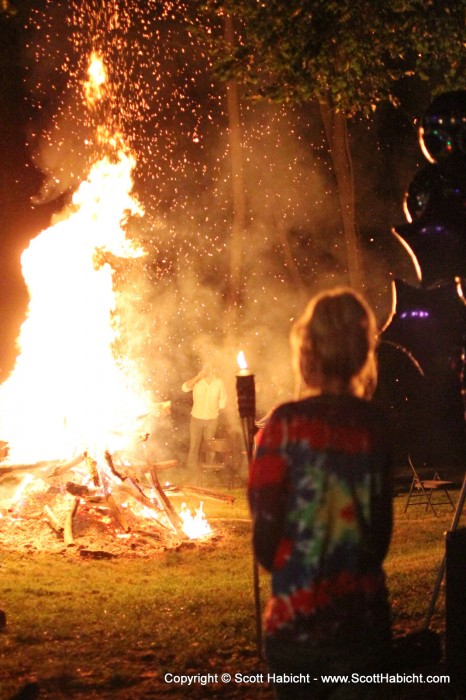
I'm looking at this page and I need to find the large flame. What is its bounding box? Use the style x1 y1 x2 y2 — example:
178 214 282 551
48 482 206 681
0 52 211 543
0 54 151 464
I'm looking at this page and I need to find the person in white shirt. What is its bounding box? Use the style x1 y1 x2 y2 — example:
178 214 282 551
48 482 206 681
182 362 227 472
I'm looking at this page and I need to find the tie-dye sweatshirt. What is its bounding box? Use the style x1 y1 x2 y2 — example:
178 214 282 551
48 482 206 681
248 394 393 646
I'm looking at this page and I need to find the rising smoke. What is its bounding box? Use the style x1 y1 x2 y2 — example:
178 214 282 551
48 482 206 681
13 0 417 458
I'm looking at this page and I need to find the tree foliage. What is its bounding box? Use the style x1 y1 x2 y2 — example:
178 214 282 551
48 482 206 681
195 0 466 116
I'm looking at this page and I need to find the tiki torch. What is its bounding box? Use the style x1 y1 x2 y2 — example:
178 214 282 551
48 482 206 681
236 351 256 460
236 351 262 657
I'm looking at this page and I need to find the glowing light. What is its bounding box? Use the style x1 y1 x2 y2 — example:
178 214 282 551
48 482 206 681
399 310 430 319
455 277 466 305
391 228 422 283
380 280 397 333
237 351 248 371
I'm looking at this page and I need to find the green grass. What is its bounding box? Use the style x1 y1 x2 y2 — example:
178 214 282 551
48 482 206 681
0 488 462 699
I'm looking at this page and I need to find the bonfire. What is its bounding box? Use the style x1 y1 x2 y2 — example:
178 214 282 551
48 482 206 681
0 53 216 554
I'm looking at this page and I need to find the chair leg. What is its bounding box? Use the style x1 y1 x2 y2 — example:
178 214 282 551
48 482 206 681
420 486 439 516
404 480 417 513
425 486 456 516
444 487 456 510
427 492 438 517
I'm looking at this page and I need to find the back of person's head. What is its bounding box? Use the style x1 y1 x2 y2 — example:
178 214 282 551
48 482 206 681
291 287 378 398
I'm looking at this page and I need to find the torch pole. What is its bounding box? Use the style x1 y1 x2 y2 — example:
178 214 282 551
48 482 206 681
424 341 466 628
236 368 262 658
424 472 466 628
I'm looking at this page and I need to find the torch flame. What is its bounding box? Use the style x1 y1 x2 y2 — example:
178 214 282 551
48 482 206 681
237 350 248 371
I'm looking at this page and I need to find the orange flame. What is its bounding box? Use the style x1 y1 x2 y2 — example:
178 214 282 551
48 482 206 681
237 350 248 371
179 502 212 539
0 51 211 542
0 54 151 464
84 51 107 104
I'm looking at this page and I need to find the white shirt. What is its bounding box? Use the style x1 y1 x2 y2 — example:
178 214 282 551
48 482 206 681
182 377 227 420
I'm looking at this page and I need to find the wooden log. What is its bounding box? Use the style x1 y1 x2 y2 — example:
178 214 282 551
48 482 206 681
175 485 235 504
93 457 130 533
64 497 80 546
66 482 90 497
105 493 130 533
150 459 178 472
0 455 85 481
148 465 184 535
43 506 64 536
84 452 100 486
103 450 181 535
112 480 160 511
112 482 174 534
0 459 63 482
49 454 86 477
108 459 179 477
104 451 125 481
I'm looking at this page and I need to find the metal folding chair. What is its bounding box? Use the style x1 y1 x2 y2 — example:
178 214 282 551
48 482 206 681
404 456 455 516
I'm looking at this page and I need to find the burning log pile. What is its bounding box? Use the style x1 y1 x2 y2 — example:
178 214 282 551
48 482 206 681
0 445 228 557
0 51 238 558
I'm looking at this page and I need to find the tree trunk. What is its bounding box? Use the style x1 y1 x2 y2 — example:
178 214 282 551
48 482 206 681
319 100 362 290
223 14 247 319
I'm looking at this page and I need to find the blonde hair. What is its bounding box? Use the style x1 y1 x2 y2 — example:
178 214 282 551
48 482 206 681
291 287 378 399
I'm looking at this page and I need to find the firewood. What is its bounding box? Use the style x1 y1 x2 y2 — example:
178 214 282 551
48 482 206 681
105 493 130 533
84 452 100 486
66 482 89 497
0 455 84 481
148 465 184 534
64 497 80 545
0 460 61 482
43 506 64 536
103 451 181 535
104 451 125 480
150 459 178 471
176 485 235 504
49 454 86 477
111 482 174 534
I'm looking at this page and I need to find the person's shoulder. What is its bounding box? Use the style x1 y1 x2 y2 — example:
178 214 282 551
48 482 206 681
268 399 301 421
357 397 389 423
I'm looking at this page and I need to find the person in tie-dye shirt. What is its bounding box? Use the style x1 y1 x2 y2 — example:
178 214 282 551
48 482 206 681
249 288 393 700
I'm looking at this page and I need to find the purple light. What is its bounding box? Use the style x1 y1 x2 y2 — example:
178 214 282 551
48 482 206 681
399 310 430 319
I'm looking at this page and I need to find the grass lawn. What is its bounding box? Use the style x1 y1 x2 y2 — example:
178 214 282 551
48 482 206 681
0 485 463 699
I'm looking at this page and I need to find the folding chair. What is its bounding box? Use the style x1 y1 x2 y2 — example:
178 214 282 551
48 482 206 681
197 437 236 489
404 456 455 516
